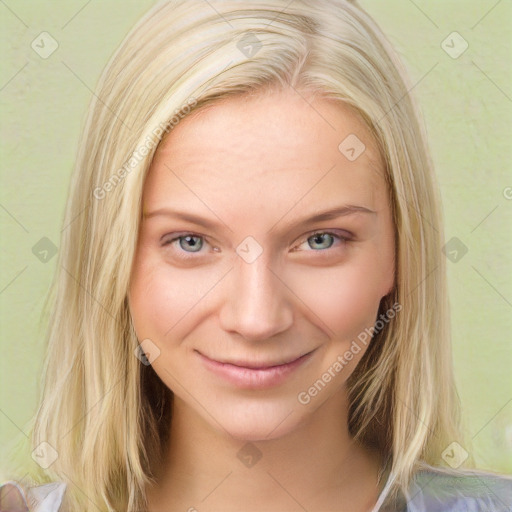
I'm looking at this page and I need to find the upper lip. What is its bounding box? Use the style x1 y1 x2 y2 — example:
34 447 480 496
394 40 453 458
197 349 315 369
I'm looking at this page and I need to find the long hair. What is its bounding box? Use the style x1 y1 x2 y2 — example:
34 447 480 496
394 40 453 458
9 0 461 510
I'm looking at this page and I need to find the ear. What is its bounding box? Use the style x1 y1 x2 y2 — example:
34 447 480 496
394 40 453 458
382 253 396 298
381 272 395 300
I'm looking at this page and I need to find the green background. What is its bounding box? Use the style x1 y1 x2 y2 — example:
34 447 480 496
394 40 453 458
1 0 511 475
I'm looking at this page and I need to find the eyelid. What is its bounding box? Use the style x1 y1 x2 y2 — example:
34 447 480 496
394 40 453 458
160 231 208 245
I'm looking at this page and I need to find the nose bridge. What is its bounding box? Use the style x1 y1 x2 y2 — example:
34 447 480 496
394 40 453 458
219 252 293 340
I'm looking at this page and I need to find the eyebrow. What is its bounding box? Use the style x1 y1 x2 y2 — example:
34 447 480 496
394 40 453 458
143 205 376 232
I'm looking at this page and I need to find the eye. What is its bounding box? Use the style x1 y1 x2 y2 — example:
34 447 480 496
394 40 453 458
307 232 335 250
177 234 203 252
294 230 350 252
161 233 206 255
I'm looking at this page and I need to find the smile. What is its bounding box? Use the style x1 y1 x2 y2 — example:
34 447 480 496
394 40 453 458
196 349 316 389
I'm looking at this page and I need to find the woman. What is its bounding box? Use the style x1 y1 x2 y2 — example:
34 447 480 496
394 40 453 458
1 0 511 510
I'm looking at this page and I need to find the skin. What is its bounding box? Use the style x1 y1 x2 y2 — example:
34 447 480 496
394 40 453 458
129 86 396 511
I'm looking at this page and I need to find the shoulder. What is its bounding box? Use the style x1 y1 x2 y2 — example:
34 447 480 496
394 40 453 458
405 464 512 512
0 480 66 512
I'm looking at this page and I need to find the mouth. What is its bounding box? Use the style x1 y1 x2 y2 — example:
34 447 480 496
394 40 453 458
195 349 317 389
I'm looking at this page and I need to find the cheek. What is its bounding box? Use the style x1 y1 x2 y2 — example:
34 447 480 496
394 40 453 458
288 255 389 338
128 251 223 341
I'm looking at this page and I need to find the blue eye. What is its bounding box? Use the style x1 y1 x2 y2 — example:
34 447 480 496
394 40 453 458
162 234 205 254
176 235 203 252
307 232 335 250
161 230 349 260
294 231 349 252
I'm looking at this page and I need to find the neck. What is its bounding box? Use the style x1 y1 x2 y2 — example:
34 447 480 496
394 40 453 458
147 391 384 512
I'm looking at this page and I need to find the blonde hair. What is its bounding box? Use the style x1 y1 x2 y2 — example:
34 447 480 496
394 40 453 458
10 0 462 510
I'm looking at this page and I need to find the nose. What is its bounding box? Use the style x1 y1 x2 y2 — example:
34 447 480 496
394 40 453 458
219 254 294 342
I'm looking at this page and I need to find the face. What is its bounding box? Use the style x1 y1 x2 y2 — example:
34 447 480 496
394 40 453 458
128 87 395 441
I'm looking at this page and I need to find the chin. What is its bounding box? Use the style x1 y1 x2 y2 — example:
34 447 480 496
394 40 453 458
202 394 309 442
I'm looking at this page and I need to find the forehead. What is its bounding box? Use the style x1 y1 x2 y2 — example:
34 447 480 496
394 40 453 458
143 88 387 216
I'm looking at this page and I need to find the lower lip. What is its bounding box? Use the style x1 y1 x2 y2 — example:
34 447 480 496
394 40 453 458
197 351 315 389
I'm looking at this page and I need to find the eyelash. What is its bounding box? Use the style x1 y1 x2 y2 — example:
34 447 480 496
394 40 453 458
292 230 351 254
160 230 352 259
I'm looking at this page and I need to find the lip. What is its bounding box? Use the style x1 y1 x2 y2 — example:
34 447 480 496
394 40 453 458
196 349 316 389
